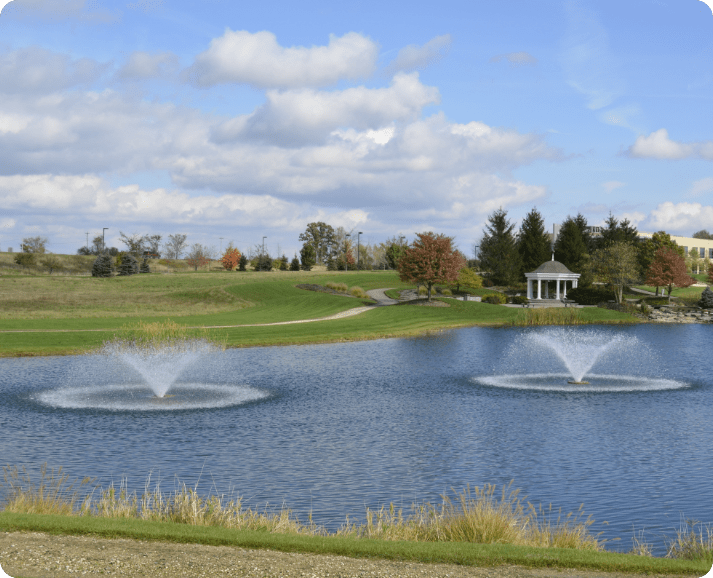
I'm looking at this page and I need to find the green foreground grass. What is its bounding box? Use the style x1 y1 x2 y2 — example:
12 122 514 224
0 513 707 575
0 269 637 356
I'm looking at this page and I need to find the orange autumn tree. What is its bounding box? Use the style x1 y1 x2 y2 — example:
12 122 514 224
220 244 241 271
646 247 695 302
398 232 466 301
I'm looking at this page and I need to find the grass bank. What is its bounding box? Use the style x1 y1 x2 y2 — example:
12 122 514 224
0 466 708 575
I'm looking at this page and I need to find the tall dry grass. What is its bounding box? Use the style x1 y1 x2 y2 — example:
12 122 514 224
666 519 713 563
513 308 584 326
108 319 227 351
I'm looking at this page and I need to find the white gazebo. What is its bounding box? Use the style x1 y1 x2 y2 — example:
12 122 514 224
525 257 580 300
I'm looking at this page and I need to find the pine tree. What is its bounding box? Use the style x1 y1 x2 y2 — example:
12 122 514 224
554 217 592 286
517 207 550 278
117 253 138 276
139 258 150 273
290 255 301 271
479 208 521 286
238 254 248 271
91 253 113 277
698 286 713 309
300 243 316 271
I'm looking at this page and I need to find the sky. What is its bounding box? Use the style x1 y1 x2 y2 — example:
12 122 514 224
0 0 712 259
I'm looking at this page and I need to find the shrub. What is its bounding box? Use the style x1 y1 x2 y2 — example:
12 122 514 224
91 253 114 277
698 286 713 309
139 258 150 274
349 286 368 298
117 253 138 276
640 296 671 307
418 286 428 296
566 286 615 305
510 295 529 305
441 288 452 296
325 282 348 293
483 293 507 305
13 252 35 268
40 255 64 274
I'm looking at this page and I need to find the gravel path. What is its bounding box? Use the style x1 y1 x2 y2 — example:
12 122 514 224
0 532 694 578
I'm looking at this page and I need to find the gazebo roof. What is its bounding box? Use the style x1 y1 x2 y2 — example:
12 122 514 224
531 260 575 275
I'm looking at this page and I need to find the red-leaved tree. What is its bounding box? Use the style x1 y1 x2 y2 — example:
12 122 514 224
397 232 466 301
221 246 241 271
646 247 695 302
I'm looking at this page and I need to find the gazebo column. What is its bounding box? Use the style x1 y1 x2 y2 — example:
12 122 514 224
527 279 532 299
563 281 567 299
555 279 561 299
545 281 549 299
537 279 542 299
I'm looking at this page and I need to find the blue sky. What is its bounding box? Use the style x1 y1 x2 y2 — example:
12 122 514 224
0 0 711 258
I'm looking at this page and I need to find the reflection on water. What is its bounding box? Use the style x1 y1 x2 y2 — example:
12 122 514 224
0 324 711 555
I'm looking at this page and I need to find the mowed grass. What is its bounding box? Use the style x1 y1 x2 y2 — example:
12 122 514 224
0 267 637 356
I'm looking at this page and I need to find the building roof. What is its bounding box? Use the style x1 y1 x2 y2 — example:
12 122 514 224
531 260 575 275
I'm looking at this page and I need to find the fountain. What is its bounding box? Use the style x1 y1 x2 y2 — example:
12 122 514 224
34 321 271 411
474 328 686 392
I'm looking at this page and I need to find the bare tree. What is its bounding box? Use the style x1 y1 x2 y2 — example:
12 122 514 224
145 234 162 256
186 243 210 271
119 232 146 258
163 234 188 259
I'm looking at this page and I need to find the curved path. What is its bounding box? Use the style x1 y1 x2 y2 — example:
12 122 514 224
0 288 400 333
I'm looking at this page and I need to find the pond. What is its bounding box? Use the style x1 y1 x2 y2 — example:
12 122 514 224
1 323 711 555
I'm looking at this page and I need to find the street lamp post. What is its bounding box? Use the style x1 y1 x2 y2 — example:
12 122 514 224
102 228 109 253
262 236 267 271
219 237 223 255
357 231 363 270
345 234 350 272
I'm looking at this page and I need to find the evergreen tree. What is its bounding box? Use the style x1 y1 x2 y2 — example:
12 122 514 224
597 213 639 249
279 254 289 271
91 253 113 277
479 208 521 286
300 244 316 271
238 254 248 271
117 253 138 276
139 257 150 273
572 213 593 253
517 207 550 278
554 217 592 287
290 255 301 271
698 286 713 309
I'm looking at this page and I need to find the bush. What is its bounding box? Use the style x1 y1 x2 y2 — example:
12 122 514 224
325 282 348 293
91 253 114 278
510 295 529 305
566 286 615 305
139 258 150 274
14 252 36 268
640 296 671 307
40 255 64 274
349 286 368 298
699 286 713 309
418 286 428 296
117 254 138 276
483 293 507 305
441 288 452 296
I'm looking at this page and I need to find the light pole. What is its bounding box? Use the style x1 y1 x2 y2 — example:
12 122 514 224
85 232 89 250
345 234 350 272
219 237 224 255
102 228 108 253
262 236 267 271
357 231 363 270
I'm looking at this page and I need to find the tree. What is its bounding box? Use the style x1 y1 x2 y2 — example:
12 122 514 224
255 254 273 271
646 248 695 302
689 248 701 274
91 253 113 277
382 236 408 270
144 234 162 257
21 236 48 254
596 213 639 249
118 232 147 258
300 243 316 271
554 216 592 286
186 244 210 271
14 252 35 268
238 254 248 271
591 241 640 304
572 213 593 253
163 234 188 259
220 244 241 271
637 232 684 295
454 267 483 293
139 257 151 273
479 209 521 286
117 253 138 276
397 232 466 301
40 255 63 275
699 286 713 309
517 207 550 278
299 222 336 265
279 254 289 271
290 254 301 271
693 229 713 240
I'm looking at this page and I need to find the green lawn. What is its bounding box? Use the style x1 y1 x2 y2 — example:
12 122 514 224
0 269 638 356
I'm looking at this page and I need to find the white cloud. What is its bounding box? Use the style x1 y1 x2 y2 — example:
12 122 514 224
689 177 713 197
211 72 439 146
117 51 179 80
627 128 707 160
186 30 378 88
646 201 713 233
385 34 452 73
602 181 624 193
4 0 116 21
0 46 107 94
489 51 538 66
